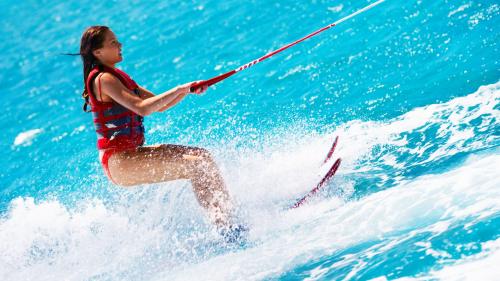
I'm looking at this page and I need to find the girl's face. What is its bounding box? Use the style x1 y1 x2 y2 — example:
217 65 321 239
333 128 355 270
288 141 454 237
93 30 122 65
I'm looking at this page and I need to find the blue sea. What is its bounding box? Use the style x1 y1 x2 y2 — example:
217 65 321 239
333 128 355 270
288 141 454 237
1 0 499 280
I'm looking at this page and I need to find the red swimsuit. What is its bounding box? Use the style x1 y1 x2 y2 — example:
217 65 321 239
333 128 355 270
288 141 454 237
85 65 145 183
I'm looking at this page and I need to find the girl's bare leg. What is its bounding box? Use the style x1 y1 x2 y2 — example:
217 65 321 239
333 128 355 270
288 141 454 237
106 144 234 227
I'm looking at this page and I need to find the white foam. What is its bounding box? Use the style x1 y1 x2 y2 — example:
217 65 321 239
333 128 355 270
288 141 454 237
1 82 499 280
219 80 499 208
327 4 344 13
156 153 500 281
13 129 43 147
407 238 500 281
448 3 471 18
0 185 217 281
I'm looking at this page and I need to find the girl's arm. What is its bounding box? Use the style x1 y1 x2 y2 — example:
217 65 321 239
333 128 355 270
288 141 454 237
138 86 186 112
97 73 199 116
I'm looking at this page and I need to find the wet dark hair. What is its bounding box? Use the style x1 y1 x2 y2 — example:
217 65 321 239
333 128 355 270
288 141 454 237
66 26 110 112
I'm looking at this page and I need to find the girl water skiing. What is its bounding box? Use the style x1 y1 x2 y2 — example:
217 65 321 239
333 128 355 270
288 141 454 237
76 26 245 242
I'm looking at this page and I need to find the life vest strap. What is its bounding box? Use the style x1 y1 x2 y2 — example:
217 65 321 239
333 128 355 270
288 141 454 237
94 111 134 123
96 123 135 134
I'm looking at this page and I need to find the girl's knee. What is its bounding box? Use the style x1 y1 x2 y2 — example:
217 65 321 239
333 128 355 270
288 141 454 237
184 147 214 163
192 147 212 158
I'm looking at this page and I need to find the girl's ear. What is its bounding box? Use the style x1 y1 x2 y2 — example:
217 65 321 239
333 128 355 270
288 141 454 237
92 49 101 58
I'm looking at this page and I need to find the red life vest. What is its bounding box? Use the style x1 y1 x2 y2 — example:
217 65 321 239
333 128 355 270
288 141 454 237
85 65 145 150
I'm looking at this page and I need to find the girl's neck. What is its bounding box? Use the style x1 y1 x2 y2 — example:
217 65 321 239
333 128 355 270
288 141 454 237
102 62 116 68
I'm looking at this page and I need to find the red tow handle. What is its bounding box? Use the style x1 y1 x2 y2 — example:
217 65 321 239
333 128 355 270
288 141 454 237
189 70 237 93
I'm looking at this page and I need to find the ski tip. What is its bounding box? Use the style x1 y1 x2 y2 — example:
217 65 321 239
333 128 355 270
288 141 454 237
323 136 340 164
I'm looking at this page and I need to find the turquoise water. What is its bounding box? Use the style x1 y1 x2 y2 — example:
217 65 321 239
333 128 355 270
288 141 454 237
1 0 499 280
